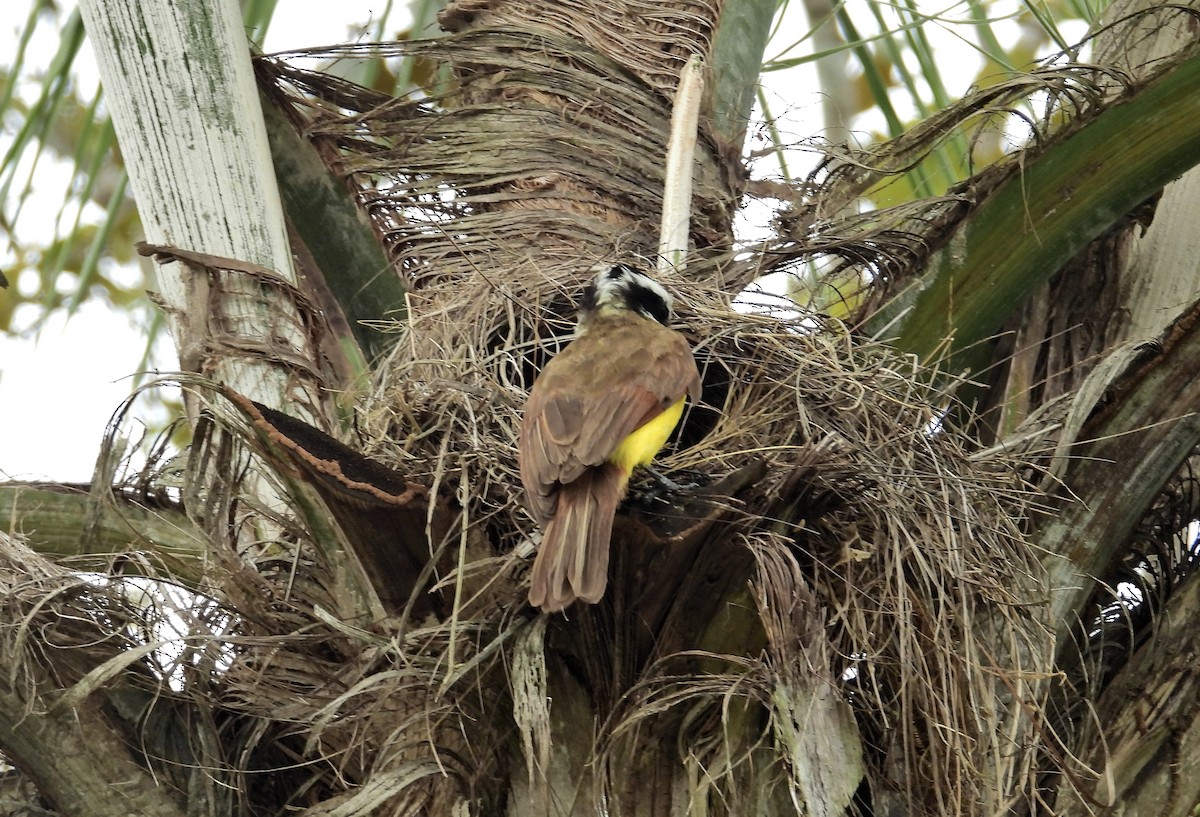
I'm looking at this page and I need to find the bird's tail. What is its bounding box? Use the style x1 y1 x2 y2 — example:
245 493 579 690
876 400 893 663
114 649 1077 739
529 463 625 612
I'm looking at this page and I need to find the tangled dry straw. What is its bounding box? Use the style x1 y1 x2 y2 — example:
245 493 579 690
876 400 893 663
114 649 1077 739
343 260 1055 813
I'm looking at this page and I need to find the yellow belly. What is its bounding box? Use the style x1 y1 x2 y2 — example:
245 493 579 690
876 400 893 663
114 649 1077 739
609 397 686 477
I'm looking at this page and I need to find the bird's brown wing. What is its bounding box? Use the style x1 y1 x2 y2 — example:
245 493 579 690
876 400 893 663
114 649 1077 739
519 318 700 523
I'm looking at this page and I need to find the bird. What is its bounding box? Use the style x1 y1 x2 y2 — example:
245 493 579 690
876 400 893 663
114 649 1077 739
519 264 702 612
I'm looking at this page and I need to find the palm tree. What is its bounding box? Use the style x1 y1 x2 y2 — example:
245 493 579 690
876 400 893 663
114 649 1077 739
3 0 1200 814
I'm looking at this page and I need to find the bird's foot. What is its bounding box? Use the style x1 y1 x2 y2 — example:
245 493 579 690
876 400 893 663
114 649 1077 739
629 467 709 507
642 466 689 492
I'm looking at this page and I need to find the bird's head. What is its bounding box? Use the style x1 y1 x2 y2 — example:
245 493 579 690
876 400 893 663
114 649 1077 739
580 264 673 326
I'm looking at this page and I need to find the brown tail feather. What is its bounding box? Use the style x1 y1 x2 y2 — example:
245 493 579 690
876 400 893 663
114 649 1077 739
529 463 624 612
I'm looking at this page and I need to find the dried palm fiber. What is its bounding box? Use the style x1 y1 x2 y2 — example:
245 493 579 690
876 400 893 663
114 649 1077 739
265 29 733 275
438 0 720 96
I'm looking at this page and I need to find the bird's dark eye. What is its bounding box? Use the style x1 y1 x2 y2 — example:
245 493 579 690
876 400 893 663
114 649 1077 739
626 280 671 325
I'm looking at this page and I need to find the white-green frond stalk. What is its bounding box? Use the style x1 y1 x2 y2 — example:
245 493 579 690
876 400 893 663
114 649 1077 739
77 0 317 422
